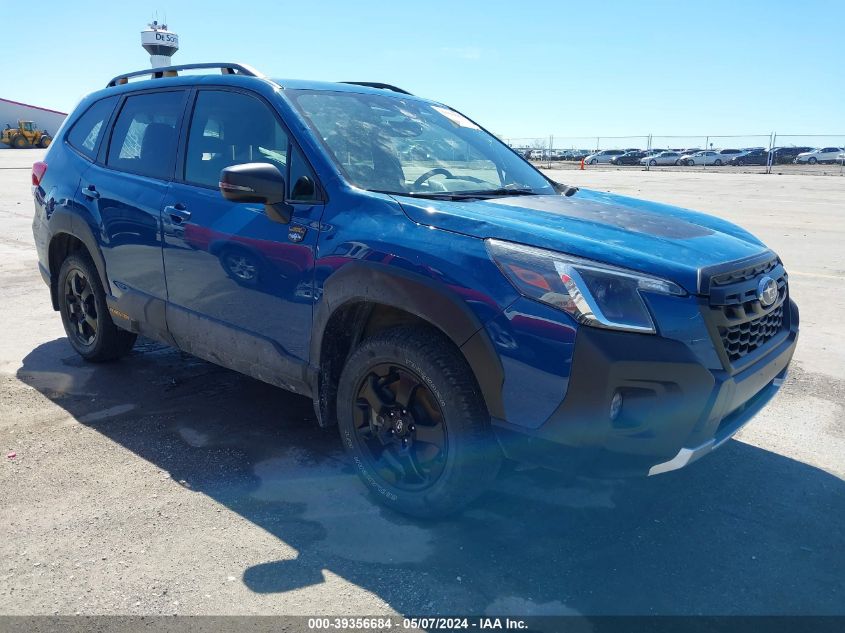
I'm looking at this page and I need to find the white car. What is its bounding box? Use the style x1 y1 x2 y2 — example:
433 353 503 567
714 149 747 163
584 149 626 164
794 147 844 164
681 150 729 166
639 151 682 166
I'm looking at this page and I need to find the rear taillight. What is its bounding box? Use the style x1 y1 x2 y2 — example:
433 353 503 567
32 161 48 187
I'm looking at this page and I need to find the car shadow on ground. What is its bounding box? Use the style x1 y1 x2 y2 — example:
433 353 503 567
16 337 845 616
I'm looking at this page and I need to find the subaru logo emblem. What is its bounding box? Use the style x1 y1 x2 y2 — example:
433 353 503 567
757 276 778 307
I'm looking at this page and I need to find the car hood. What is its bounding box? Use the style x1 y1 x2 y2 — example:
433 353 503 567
395 189 769 294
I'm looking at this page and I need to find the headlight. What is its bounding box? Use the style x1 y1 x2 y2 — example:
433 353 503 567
486 239 685 334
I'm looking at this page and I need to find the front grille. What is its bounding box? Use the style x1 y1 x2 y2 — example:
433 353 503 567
719 304 784 362
701 255 789 367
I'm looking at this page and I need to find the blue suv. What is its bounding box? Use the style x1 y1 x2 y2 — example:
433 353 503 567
31 63 798 516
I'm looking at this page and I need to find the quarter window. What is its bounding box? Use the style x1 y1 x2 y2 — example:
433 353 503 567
289 146 321 202
66 96 119 159
107 91 185 180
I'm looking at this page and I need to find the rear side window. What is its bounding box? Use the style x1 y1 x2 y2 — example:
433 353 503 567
184 90 288 188
66 96 119 159
107 91 185 180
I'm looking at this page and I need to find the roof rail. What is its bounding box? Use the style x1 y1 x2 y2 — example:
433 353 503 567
341 82 412 95
107 63 265 88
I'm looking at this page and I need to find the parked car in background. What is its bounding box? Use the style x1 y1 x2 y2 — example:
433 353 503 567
837 152 845 165
771 146 814 164
640 151 682 166
610 151 648 165
730 149 770 166
565 149 591 161
794 147 844 164
682 151 728 166
584 149 626 164
716 149 747 162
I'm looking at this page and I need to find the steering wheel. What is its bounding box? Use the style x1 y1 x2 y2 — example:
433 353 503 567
413 168 490 188
413 168 455 188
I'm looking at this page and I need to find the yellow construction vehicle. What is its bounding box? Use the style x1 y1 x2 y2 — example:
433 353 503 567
1 120 52 149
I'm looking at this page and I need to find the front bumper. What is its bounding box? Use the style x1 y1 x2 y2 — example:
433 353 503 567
647 366 787 475
490 298 798 477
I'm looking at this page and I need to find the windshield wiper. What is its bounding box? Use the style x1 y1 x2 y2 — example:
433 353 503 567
453 187 538 197
372 187 540 201
402 187 538 200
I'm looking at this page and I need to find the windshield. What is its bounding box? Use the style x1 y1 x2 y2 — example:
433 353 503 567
287 90 554 197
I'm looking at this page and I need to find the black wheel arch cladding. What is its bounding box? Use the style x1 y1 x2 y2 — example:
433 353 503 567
310 261 506 426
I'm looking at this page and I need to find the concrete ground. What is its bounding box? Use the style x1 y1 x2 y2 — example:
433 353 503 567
0 149 842 616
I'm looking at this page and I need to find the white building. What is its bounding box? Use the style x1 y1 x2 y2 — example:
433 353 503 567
0 97 67 147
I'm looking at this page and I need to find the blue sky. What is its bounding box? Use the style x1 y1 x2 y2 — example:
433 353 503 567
7 0 843 138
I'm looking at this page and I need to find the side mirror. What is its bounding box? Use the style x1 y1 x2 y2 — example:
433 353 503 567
219 162 290 224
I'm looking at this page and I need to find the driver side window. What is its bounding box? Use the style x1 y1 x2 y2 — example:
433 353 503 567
185 90 288 188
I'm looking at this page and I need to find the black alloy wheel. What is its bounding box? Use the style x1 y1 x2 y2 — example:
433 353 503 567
58 253 137 361
352 362 448 491
337 326 501 517
63 266 99 347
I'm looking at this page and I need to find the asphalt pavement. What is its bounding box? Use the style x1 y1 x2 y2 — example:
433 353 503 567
0 149 842 616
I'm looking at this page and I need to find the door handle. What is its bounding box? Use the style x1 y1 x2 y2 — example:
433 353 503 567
81 184 100 200
164 204 191 224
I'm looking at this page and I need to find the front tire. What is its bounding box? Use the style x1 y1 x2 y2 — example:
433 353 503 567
58 253 137 362
337 326 501 517
39 135 52 148
649 159 657 166
808 157 817 164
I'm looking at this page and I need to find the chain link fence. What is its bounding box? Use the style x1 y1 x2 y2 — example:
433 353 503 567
505 133 845 175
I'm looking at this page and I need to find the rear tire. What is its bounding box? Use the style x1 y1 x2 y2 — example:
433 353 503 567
337 326 502 518
12 135 29 149
714 159 723 166
58 253 137 362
